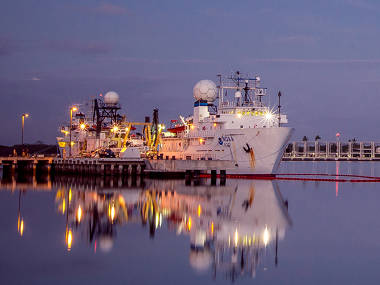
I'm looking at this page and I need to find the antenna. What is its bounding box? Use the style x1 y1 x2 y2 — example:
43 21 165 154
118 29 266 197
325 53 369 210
278 91 282 127
243 80 250 103
217 74 222 106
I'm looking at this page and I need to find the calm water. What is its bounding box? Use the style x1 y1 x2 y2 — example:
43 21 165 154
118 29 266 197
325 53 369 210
1 161 380 285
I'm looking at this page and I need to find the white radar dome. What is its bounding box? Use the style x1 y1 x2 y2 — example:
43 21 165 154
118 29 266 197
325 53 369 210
193 80 217 103
104 91 119 105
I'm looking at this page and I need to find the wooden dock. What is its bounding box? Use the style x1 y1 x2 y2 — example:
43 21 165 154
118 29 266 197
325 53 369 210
53 158 145 176
0 157 145 176
0 156 54 175
283 141 380 161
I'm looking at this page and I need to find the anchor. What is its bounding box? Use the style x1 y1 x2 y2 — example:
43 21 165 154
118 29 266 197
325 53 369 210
243 143 251 153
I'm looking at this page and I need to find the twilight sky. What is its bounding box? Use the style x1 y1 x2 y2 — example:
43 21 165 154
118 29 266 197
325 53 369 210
1 0 380 145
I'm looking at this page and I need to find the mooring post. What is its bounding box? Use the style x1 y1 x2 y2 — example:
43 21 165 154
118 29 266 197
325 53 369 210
193 170 200 186
211 170 217 185
220 170 226 186
131 165 137 176
185 170 192 185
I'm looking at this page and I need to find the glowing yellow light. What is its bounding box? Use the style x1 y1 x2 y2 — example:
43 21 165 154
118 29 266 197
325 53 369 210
18 216 24 236
187 217 192 231
118 196 125 206
234 229 238 247
263 226 270 247
77 205 82 223
70 141 75 146
66 229 73 251
20 220 24 236
213 123 217 127
24 113 29 118
80 123 86 130
199 138 204 144
211 222 214 235
71 106 78 112
155 213 159 228
264 112 273 120
62 200 66 214
68 189 72 204
112 126 119 132
190 124 195 130
125 127 129 131
237 113 242 118
109 204 115 222
197 204 202 217
60 129 69 136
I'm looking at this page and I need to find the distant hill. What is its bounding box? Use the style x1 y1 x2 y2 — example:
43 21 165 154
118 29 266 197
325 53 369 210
0 144 58 157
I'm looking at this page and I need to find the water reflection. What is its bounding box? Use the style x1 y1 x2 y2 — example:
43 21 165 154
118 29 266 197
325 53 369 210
53 177 291 280
2 173 292 281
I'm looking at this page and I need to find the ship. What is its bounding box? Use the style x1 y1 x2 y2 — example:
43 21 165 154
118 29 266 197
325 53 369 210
56 71 293 177
148 71 294 177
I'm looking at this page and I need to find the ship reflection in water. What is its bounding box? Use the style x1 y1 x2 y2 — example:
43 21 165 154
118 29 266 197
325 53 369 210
50 176 291 280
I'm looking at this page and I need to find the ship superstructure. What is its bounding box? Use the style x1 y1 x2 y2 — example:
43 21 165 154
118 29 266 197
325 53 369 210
155 71 294 175
57 92 162 158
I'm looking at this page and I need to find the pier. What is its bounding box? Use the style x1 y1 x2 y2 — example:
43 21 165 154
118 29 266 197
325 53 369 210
0 157 145 176
53 158 145 176
3 141 380 179
0 156 54 176
283 141 380 161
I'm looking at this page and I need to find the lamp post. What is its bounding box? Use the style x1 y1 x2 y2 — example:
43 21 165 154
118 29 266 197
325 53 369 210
21 113 29 146
69 106 78 157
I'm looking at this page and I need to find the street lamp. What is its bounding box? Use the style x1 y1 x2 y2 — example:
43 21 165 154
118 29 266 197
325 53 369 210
21 113 29 146
69 106 78 157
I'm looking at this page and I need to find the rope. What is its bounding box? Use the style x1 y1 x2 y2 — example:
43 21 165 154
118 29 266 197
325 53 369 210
276 173 380 182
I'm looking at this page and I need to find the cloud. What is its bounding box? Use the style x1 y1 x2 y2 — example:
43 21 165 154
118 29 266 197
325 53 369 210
272 35 318 45
340 0 375 10
102 56 214 64
0 37 16 56
46 40 111 55
248 58 380 64
31 77 40 81
66 2 129 16
94 3 128 15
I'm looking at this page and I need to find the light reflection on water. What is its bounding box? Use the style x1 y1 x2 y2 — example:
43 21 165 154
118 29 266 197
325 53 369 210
2 161 380 284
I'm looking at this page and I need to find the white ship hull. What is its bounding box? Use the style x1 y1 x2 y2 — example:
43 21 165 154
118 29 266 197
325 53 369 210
148 127 293 176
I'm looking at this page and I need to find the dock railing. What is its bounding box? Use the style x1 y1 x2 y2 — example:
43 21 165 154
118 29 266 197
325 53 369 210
283 141 380 160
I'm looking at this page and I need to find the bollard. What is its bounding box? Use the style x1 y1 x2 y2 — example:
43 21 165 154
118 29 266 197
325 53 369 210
220 170 226 186
131 165 137 176
193 170 200 186
185 170 192 186
211 170 217 185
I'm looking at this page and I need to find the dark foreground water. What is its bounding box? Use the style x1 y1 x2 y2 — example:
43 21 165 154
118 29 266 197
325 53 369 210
1 161 380 285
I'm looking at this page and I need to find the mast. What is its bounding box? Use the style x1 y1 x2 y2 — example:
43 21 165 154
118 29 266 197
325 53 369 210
217 74 222 107
278 91 282 127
